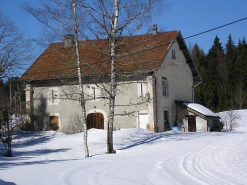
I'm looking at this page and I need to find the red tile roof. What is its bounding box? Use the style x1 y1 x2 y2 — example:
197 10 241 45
20 31 178 81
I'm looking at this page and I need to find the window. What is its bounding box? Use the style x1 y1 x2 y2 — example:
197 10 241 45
162 77 169 97
172 49 176 60
48 88 59 105
137 83 147 97
88 85 100 100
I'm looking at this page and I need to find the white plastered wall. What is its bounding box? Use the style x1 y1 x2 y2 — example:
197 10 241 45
155 40 194 132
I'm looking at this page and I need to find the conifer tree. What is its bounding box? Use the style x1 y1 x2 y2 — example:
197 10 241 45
235 38 247 109
193 35 247 111
192 44 206 105
225 34 236 109
205 36 224 111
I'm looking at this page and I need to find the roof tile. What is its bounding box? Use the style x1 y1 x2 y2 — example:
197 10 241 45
20 31 178 81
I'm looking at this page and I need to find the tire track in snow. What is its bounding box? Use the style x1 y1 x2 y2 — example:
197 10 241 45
145 134 213 185
146 160 186 185
140 139 191 185
59 160 149 185
60 161 115 185
146 132 247 185
59 132 247 185
179 133 247 185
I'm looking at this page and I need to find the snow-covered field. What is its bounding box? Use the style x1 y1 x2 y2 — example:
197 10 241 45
1 110 247 185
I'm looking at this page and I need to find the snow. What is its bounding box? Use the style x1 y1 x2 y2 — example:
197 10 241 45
1 110 247 185
184 103 217 117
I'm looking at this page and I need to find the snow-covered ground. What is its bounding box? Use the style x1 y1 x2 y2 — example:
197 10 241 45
1 110 247 185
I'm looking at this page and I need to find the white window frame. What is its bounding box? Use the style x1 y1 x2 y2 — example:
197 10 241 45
137 83 148 98
88 85 100 101
48 87 59 105
162 78 169 97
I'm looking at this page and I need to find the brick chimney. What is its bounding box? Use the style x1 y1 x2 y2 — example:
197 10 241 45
63 35 74 48
152 24 158 36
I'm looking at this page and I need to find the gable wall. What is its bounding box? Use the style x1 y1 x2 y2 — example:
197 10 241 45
155 40 193 132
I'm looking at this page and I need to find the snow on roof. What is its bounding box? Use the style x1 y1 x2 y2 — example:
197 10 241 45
183 103 217 117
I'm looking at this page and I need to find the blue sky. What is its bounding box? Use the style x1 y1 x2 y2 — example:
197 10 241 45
1 0 247 54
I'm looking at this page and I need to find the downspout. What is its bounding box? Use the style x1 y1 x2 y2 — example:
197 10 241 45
192 82 201 103
153 74 159 133
155 78 158 132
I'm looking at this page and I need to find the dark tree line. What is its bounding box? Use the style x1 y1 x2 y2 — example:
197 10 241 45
193 34 247 112
0 77 26 156
0 77 25 112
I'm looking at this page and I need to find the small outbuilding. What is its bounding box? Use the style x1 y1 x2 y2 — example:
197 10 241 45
180 103 221 132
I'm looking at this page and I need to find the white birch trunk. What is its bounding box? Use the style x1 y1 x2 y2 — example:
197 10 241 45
107 0 119 154
71 0 89 158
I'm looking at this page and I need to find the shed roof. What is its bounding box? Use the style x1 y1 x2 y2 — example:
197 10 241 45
20 30 201 82
184 103 218 118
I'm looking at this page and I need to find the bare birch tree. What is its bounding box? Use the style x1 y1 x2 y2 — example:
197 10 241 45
71 0 89 157
80 0 165 153
24 0 89 157
25 0 166 155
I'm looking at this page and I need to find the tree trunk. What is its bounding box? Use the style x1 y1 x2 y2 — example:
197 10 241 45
71 0 89 158
107 0 119 154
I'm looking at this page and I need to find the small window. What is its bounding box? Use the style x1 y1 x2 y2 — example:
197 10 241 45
137 83 147 98
172 49 176 60
48 88 59 105
162 77 169 97
88 85 100 100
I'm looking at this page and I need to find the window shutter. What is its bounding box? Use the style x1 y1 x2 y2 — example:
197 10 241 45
142 83 147 97
48 90 52 104
53 89 59 104
48 88 59 104
167 82 169 96
95 86 100 98
137 83 142 97
88 86 94 99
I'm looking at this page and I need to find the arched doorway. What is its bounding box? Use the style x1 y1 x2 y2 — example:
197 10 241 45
87 113 104 129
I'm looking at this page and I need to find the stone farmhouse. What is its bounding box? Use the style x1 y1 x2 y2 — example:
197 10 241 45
20 26 220 134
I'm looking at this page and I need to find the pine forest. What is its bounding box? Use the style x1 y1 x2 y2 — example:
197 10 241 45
193 34 247 112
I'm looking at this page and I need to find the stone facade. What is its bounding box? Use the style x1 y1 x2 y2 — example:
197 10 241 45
22 30 204 134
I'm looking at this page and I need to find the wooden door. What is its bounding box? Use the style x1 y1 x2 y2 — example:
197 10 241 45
164 111 170 131
87 113 104 129
49 116 59 131
188 115 196 132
